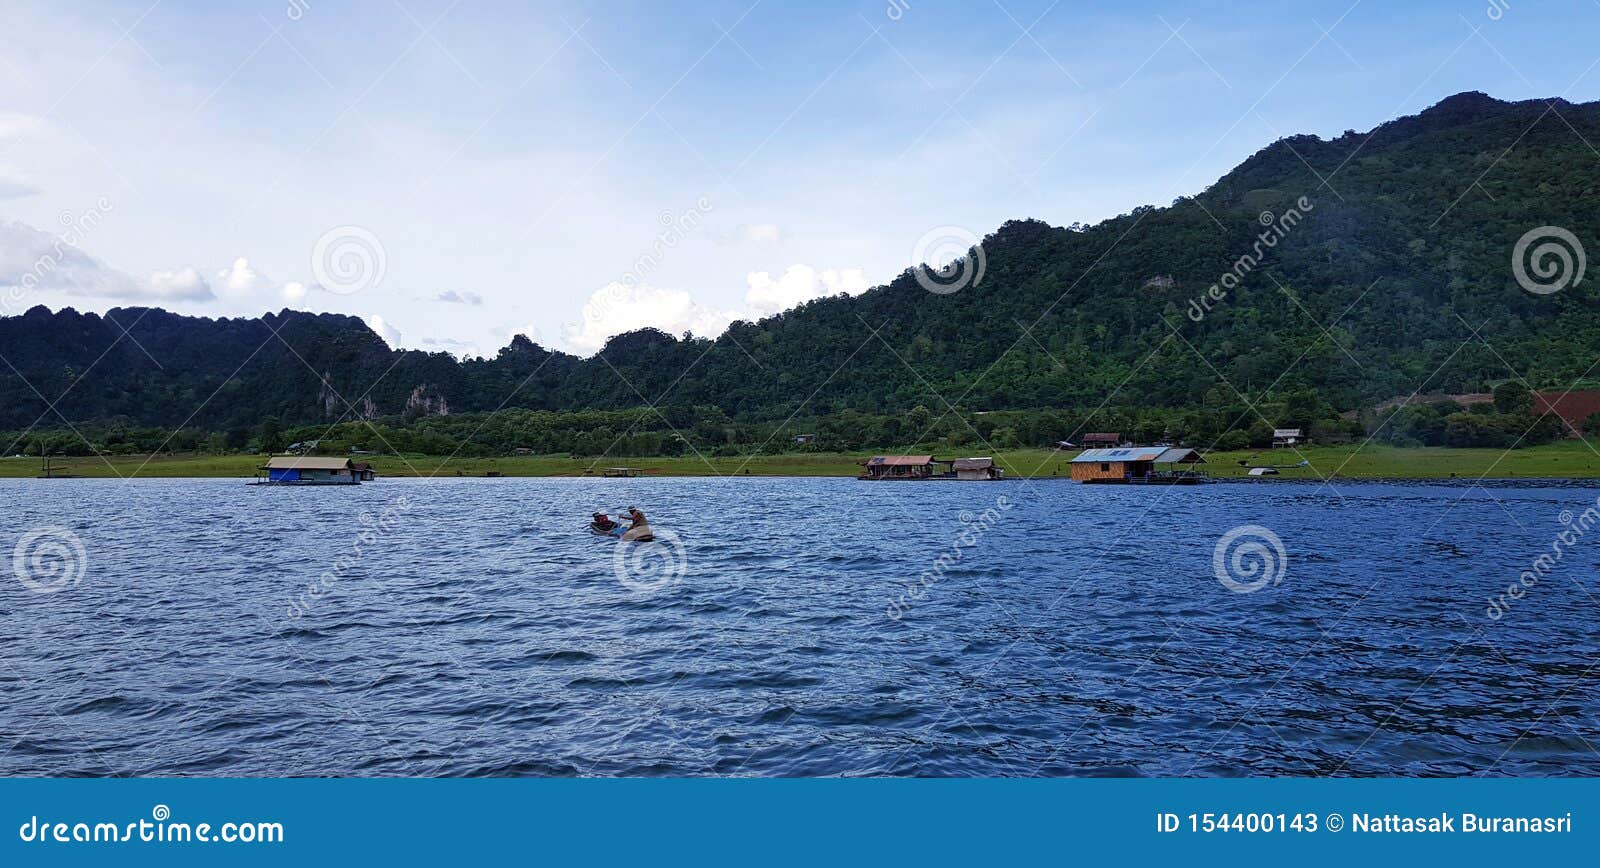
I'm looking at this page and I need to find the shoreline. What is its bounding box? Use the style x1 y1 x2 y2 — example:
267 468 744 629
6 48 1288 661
5 442 1600 481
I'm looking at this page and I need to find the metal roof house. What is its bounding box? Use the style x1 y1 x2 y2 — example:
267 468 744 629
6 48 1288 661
259 456 361 485
1272 428 1304 447
860 455 949 480
1070 447 1208 485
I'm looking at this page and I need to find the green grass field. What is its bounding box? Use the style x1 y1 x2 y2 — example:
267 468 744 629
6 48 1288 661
7 440 1600 480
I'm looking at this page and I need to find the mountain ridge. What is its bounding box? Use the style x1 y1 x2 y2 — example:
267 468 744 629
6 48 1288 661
3 90 1599 435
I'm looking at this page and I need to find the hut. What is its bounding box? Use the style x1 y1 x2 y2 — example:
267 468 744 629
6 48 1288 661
860 455 949 480
952 457 1003 480
260 456 360 485
1081 432 1125 447
351 461 377 481
1272 428 1304 448
1070 447 1208 484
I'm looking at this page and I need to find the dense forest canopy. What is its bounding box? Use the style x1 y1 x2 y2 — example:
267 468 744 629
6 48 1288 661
2 91 1598 456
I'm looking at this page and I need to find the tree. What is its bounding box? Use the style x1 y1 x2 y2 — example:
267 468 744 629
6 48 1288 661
1493 382 1532 415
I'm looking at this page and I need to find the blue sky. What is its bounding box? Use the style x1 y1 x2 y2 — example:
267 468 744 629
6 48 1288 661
1 0 1598 355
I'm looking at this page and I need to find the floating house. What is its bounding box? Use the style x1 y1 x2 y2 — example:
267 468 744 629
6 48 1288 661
1069 447 1208 484
860 456 1005 480
952 457 1003 480
601 467 640 478
1272 428 1304 448
351 461 377 481
259 456 362 485
860 455 948 480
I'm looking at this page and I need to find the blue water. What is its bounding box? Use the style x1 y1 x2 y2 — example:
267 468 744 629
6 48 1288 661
1 477 1597 777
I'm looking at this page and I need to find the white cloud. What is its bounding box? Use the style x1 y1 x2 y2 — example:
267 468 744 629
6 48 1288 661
435 289 483 305
147 266 212 301
365 313 401 348
744 264 869 314
0 220 216 301
562 282 738 355
215 257 267 296
558 264 869 355
282 281 308 303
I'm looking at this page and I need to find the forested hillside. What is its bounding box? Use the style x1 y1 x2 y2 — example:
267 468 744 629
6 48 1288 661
3 91 1598 453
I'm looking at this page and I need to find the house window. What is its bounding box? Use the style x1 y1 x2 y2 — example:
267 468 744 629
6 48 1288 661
1099 463 1110 471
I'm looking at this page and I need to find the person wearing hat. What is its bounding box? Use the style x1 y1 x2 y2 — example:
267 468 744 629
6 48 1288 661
591 512 618 533
621 506 654 543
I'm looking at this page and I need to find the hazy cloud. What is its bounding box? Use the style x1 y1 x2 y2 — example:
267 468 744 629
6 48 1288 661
435 289 484 305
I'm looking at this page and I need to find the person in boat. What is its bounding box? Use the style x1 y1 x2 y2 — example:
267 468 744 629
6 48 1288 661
621 506 654 543
591 512 618 533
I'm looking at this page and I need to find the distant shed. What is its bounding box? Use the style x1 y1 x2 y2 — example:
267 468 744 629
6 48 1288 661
952 457 1003 480
1070 447 1206 484
861 455 946 480
262 456 359 485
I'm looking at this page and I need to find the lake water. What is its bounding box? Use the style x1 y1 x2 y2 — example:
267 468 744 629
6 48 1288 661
2 476 1597 777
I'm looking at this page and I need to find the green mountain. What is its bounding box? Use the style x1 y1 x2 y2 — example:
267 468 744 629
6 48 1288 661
3 91 1598 451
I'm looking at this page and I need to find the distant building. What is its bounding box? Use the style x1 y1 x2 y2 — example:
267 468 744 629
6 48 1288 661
1081 432 1125 447
1532 390 1600 437
1069 447 1207 484
350 461 376 481
793 434 816 444
1272 428 1304 448
860 455 947 480
952 457 1003 480
511 447 534 455
284 439 320 454
261 456 360 485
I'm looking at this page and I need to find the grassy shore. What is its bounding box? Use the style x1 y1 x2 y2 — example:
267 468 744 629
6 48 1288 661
7 441 1600 480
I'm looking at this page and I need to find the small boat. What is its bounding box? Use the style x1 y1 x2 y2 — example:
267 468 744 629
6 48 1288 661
589 522 624 537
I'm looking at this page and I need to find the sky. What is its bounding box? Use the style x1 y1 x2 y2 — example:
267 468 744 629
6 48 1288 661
1 0 1598 357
